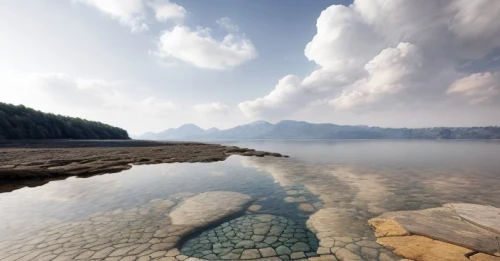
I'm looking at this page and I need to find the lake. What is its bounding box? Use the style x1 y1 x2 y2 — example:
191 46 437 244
0 140 499 261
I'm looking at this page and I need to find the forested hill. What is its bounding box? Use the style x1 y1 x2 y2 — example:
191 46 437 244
0 103 129 139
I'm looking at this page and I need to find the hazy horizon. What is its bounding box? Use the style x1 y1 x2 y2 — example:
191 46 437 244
2 0 500 135
137 119 500 136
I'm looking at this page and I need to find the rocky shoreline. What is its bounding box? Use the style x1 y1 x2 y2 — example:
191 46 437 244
0 140 286 192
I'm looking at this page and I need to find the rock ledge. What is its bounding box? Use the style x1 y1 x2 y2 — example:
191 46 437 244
369 203 500 261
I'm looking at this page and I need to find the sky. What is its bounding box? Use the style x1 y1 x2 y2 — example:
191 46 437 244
1 0 500 135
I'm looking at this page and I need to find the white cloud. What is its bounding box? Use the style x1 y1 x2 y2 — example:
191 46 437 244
74 0 256 69
156 25 257 70
216 17 239 32
239 75 305 118
73 0 187 31
447 72 500 105
148 0 186 23
73 0 149 32
331 42 424 110
239 0 500 119
0 72 177 134
193 102 230 114
33 74 177 115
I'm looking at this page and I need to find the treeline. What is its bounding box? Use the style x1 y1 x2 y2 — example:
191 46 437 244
0 102 129 139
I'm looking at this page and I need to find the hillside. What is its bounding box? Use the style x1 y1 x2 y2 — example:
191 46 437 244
0 102 129 139
138 120 500 140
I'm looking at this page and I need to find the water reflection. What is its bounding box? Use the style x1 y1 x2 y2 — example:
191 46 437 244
0 140 499 261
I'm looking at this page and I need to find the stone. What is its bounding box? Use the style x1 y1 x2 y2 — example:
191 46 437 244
165 248 180 257
151 243 172 251
251 235 265 242
235 240 255 249
109 245 138 256
202 254 218 260
169 191 252 226
355 240 380 248
307 208 365 238
291 242 310 252
284 196 308 203
264 236 278 244
378 252 399 261
240 249 261 259
316 247 330 255
370 203 500 256
74 250 95 259
276 245 292 255
290 251 306 259
220 252 240 259
335 248 363 261
91 247 115 259
360 247 378 259
444 203 500 234
378 235 500 261
368 218 409 238
298 204 315 212
248 205 262 212
259 247 277 257
319 238 335 248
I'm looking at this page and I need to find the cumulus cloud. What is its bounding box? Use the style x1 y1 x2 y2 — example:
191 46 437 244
216 17 239 32
34 74 176 113
74 0 149 32
239 0 500 119
148 0 186 23
73 0 187 31
193 102 230 115
239 75 305 118
447 72 500 104
2 72 176 117
74 0 256 69
156 25 257 70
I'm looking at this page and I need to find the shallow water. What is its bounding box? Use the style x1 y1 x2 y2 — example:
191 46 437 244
0 140 499 260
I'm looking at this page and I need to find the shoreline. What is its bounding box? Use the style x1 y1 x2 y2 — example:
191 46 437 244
0 140 287 193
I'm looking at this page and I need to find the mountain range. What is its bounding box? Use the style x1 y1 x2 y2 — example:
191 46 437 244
135 120 500 140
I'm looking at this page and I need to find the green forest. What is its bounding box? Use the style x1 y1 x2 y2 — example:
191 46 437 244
0 102 129 139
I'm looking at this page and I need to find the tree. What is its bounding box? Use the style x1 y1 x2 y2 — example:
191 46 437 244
0 102 129 140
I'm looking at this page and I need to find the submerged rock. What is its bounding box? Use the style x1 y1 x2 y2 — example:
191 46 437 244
169 191 252 226
369 203 500 261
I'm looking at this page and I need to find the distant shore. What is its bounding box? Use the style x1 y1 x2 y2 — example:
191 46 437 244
0 140 286 193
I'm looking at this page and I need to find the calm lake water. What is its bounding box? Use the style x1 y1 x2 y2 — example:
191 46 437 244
1 140 499 260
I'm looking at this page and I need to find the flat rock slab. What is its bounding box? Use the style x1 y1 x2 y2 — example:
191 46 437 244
445 203 500 234
169 191 252 226
370 203 500 259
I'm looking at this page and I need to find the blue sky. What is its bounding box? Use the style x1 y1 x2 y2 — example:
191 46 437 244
2 0 500 134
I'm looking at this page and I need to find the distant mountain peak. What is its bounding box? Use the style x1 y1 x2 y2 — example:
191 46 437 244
247 120 271 126
277 120 307 124
178 123 202 129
